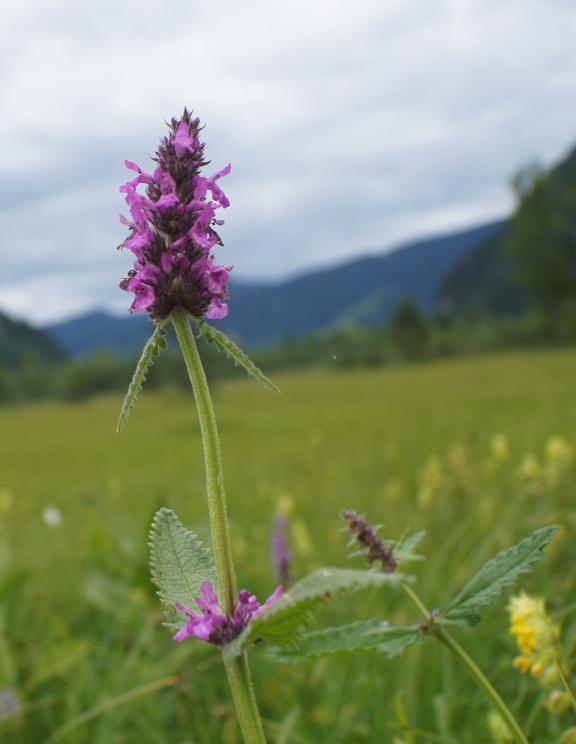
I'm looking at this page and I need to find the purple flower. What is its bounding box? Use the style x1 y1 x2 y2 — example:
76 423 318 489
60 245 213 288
173 581 284 645
118 109 233 321
270 514 292 587
343 510 398 573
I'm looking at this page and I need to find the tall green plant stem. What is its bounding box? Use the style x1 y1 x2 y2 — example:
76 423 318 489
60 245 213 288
171 307 267 744
401 583 529 744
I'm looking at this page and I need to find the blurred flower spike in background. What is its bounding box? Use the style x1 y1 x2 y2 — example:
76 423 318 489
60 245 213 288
119 110 232 321
491 433 511 465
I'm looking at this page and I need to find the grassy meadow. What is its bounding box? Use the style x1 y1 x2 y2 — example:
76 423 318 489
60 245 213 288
1 349 575 742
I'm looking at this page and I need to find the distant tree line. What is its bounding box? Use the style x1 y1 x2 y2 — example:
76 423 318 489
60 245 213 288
2 298 576 405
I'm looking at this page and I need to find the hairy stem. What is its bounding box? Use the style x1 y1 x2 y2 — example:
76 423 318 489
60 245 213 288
172 307 266 744
172 307 236 612
401 582 529 744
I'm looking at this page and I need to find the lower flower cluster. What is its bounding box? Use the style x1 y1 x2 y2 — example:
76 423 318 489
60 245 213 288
174 581 283 646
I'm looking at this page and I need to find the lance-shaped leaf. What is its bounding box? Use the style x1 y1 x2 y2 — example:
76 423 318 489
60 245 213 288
441 525 558 627
117 322 167 432
197 319 280 394
149 508 216 630
391 531 426 566
223 568 403 660
270 620 423 663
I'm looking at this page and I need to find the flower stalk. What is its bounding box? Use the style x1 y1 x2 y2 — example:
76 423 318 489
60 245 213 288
401 582 529 744
171 306 266 743
344 511 529 744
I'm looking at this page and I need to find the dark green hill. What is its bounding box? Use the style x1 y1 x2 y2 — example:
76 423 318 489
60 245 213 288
220 221 505 346
436 223 531 316
438 146 576 317
46 310 153 358
0 310 65 369
45 221 504 354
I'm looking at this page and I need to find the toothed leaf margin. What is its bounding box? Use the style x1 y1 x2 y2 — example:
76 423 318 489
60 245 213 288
117 322 167 432
270 620 423 663
223 567 403 660
441 526 558 627
149 508 216 631
197 319 279 394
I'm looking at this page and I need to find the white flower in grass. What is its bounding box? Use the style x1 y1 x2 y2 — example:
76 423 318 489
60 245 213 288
42 504 62 527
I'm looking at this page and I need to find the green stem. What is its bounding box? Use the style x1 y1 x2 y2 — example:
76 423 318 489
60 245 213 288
401 582 529 744
435 629 529 744
171 307 267 744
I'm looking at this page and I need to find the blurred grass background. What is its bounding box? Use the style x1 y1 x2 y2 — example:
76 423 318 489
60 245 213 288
0 349 575 742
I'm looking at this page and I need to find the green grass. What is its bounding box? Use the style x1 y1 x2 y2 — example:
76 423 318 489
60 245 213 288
1 349 575 742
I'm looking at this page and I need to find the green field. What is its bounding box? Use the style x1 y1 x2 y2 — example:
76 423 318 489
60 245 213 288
1 349 575 742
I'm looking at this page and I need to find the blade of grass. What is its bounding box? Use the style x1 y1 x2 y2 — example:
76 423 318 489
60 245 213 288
42 675 177 743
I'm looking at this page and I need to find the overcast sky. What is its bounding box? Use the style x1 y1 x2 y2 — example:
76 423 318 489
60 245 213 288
1 0 575 325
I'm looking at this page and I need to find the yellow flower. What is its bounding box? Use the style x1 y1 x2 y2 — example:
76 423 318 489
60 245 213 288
517 454 542 495
417 456 444 506
545 436 573 487
545 436 573 466
512 656 532 673
491 434 510 464
507 592 560 688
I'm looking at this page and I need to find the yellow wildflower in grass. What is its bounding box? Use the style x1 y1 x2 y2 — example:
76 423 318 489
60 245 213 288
417 456 444 506
544 436 573 488
517 454 542 496
508 592 560 688
446 442 473 497
491 434 511 464
545 436 573 466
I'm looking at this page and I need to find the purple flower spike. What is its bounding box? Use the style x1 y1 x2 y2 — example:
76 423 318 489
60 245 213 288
118 109 233 321
173 581 284 646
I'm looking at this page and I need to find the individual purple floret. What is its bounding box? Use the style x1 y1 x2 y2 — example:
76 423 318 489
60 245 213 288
118 109 232 321
343 510 398 573
173 581 284 645
270 514 292 587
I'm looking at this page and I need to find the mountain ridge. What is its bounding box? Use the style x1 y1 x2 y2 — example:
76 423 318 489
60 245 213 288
43 219 507 356
0 311 65 369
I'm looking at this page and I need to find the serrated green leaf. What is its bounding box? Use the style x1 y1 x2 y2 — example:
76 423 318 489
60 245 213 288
441 526 558 627
270 620 423 663
149 508 216 630
197 320 280 393
116 322 167 432
223 567 403 660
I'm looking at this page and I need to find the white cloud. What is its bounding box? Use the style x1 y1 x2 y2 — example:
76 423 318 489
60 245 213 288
1 0 576 323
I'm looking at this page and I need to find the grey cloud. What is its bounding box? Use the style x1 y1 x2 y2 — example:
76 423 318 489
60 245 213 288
1 0 576 323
